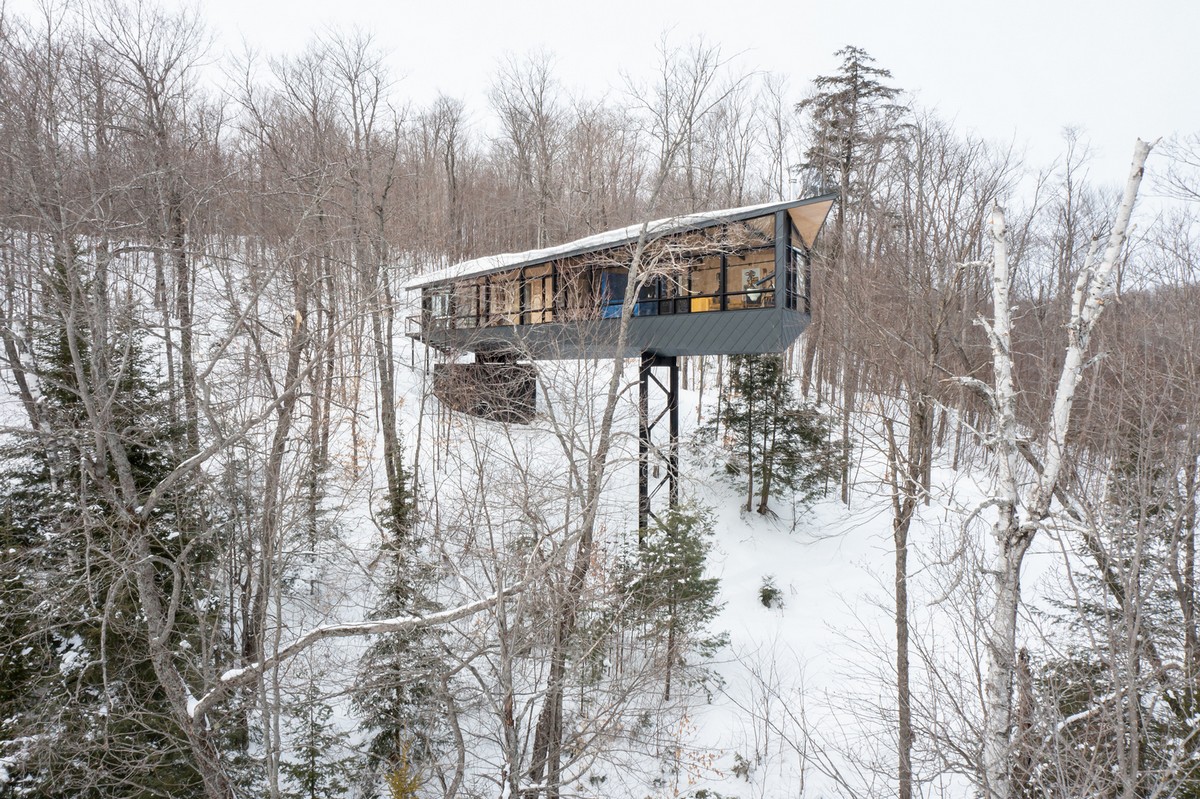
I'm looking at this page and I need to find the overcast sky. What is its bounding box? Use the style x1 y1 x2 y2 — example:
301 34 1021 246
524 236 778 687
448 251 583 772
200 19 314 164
9 0 1198 191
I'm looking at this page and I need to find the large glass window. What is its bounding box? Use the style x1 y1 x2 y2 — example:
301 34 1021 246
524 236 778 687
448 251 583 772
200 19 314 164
654 272 690 315
423 287 452 330
490 272 521 326
726 249 775 310
454 280 481 328
789 225 809 311
598 269 627 318
523 264 554 324
634 278 658 316
688 255 722 312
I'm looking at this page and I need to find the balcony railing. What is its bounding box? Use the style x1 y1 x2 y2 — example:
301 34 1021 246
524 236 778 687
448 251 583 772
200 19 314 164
413 245 809 336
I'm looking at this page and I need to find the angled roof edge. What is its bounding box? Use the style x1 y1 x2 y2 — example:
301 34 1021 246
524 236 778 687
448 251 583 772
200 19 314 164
402 192 837 291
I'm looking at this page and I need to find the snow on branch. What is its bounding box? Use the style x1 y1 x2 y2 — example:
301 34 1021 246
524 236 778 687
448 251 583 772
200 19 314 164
946 375 996 409
188 584 521 722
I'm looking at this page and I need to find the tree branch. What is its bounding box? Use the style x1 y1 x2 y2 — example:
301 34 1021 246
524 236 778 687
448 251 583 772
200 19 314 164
189 583 523 722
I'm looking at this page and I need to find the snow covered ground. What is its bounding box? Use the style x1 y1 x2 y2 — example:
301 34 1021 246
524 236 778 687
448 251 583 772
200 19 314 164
334 344 1028 798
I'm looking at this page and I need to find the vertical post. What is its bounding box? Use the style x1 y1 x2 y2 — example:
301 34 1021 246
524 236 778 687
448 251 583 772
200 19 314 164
551 262 559 320
638 352 651 538
668 355 679 508
719 253 728 311
639 353 680 538
519 266 527 325
774 208 788 308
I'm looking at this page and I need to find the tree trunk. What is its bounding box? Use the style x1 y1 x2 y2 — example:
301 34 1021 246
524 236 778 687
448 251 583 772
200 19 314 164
884 409 923 799
980 141 1149 799
745 383 756 513
895 517 912 799
170 190 200 454
758 423 776 515
663 607 677 702
983 512 1031 799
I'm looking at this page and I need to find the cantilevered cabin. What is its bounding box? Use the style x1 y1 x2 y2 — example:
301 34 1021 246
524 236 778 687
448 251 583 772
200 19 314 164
404 194 835 361
406 193 836 526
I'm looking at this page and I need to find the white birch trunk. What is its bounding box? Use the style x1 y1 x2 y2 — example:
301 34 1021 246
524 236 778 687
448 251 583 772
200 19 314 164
980 140 1154 799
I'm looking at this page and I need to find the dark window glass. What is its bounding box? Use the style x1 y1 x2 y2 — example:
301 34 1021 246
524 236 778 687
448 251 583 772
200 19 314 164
599 269 627 318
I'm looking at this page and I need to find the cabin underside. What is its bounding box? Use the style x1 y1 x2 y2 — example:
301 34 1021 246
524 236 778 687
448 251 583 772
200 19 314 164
412 305 811 360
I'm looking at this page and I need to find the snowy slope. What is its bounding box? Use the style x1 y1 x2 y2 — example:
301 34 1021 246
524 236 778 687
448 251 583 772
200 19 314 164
376 344 1009 798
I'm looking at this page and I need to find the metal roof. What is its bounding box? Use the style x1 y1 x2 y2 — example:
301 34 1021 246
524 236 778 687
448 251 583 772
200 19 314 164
402 193 836 291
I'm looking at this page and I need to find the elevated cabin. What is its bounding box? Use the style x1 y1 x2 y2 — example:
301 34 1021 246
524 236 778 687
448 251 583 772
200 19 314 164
404 194 835 360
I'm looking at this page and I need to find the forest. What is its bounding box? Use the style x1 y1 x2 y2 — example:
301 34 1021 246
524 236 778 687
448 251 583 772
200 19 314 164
0 2 1198 798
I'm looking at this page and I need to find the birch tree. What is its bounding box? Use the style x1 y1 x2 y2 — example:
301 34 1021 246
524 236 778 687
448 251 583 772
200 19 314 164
1009 210 1200 799
977 139 1154 799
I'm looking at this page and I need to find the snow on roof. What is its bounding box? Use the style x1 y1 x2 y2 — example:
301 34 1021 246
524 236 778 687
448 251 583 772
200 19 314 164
402 194 835 291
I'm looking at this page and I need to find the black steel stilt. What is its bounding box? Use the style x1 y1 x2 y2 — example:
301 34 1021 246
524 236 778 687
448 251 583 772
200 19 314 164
638 354 651 536
637 352 680 540
668 355 679 508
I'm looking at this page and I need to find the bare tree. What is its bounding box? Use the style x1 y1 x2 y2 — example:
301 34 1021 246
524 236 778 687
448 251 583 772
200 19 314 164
490 50 566 248
976 139 1153 799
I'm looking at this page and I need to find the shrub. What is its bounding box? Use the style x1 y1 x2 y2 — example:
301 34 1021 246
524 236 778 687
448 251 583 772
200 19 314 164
759 575 784 609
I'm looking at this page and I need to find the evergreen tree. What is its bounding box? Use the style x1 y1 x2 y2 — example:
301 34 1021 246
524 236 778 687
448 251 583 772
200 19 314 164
617 502 725 701
352 568 446 783
0 316 211 797
1023 447 1200 799
795 46 905 503
713 354 839 515
351 466 448 791
796 45 905 209
282 679 357 799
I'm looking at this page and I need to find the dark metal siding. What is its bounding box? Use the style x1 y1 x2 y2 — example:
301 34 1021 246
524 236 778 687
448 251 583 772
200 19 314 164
415 306 810 360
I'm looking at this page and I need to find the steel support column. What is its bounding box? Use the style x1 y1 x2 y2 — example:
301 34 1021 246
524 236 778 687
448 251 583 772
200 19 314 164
638 352 679 539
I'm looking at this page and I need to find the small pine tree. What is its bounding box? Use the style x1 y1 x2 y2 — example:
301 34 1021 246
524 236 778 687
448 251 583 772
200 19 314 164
282 680 357 799
713 354 839 516
382 741 422 799
351 484 450 787
353 591 446 776
618 502 725 700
